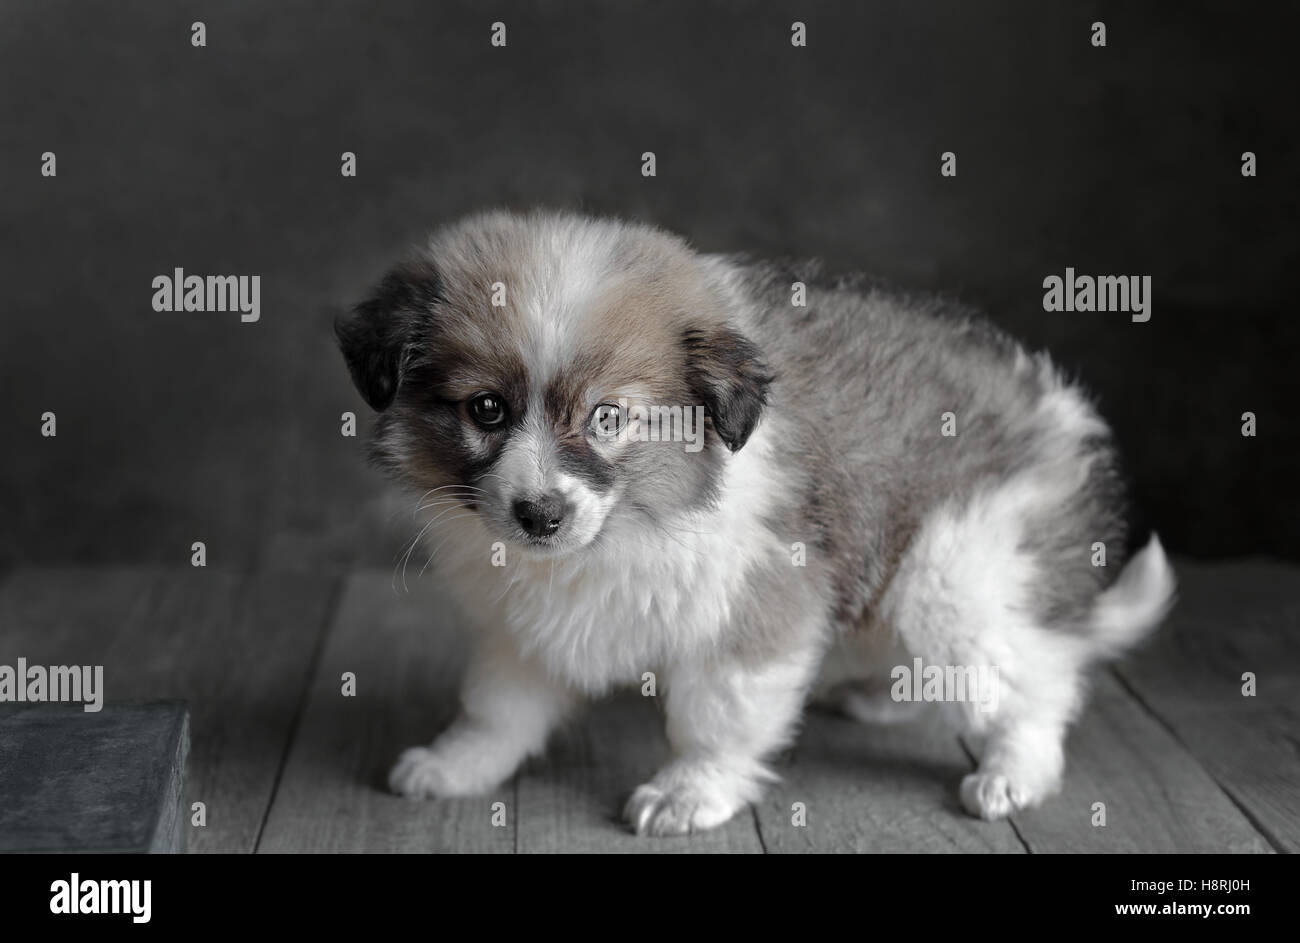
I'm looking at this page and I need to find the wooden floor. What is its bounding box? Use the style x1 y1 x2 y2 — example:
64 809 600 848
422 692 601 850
0 560 1295 853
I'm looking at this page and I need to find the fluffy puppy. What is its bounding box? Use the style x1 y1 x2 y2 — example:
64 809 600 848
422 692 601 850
336 210 1175 834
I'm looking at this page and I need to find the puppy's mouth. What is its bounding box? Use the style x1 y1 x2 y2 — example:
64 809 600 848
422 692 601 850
508 530 572 557
496 512 604 559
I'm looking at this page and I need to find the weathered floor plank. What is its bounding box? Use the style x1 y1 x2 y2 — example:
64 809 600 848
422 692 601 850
1004 672 1272 853
0 568 335 853
258 571 514 852
1114 559 1300 852
516 692 764 853
755 708 1024 853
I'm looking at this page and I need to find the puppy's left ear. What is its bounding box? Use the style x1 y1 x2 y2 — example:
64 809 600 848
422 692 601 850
683 325 773 452
335 261 442 411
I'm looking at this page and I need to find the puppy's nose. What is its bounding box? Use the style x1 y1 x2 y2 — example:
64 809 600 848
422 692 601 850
513 494 567 538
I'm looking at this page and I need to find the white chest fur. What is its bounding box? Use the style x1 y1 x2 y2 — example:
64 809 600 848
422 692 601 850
438 430 786 692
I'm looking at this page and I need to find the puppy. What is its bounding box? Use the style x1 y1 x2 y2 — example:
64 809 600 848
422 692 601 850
336 209 1175 834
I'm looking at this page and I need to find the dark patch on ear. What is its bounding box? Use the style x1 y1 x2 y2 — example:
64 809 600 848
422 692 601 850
335 260 444 411
683 325 773 452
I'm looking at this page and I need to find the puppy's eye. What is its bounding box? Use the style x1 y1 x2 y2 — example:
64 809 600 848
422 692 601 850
589 403 623 439
468 392 508 428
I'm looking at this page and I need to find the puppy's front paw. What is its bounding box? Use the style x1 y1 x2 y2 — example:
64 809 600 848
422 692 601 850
623 763 750 836
388 746 456 799
960 770 1054 820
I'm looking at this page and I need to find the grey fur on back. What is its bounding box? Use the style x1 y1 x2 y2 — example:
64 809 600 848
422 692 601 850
728 257 1129 637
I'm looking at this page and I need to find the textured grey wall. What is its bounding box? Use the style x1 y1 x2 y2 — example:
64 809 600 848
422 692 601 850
1 0 1295 569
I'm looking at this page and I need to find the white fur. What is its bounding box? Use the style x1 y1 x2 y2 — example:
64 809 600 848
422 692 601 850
444 419 787 692
1090 535 1176 654
626 641 819 835
877 470 1173 819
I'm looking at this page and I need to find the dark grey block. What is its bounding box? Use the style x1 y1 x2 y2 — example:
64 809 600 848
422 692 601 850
0 701 189 853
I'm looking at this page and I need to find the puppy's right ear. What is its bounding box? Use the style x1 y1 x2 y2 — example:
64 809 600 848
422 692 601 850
682 324 773 453
335 261 443 412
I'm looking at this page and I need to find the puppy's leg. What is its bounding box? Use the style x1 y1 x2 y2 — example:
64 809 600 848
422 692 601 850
624 646 818 836
897 621 1081 820
953 540 1175 819
882 484 1091 820
958 705 1074 821
389 633 575 798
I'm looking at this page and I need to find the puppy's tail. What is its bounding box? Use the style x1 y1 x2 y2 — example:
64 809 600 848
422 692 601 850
1089 534 1176 656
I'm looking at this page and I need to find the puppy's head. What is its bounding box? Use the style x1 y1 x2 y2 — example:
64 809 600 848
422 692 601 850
336 211 771 557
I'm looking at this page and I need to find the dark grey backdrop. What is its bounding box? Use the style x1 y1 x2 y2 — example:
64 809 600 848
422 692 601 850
1 0 1296 571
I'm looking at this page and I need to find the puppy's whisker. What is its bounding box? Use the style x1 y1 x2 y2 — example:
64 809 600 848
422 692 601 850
382 485 490 530
395 524 436 593
391 520 438 590
406 484 483 508
412 486 487 513
415 496 482 513
419 517 477 578
489 578 511 605
399 504 478 590
490 562 522 604
425 483 490 495
421 515 480 575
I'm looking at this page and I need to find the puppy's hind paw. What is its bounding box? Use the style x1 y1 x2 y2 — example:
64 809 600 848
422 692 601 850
388 746 455 799
960 770 1053 820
